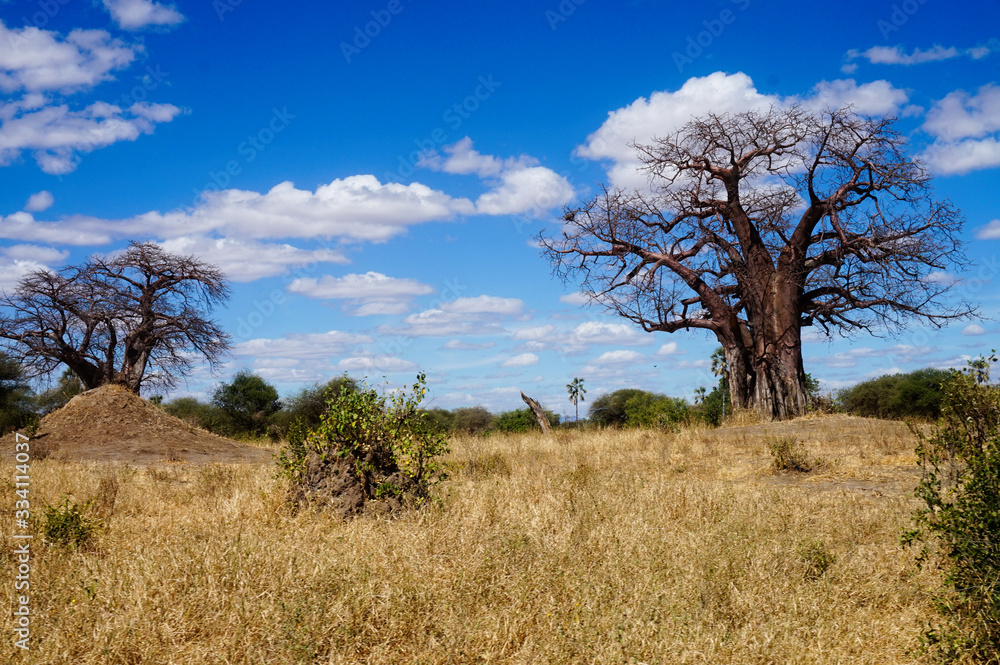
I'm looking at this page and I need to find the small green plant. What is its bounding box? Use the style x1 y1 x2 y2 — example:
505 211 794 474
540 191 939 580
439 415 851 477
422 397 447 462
42 496 101 548
769 437 813 472
277 373 449 518
902 352 1000 663
797 539 837 580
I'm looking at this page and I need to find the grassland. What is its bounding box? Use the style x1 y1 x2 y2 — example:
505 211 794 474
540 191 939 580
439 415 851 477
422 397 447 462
2 415 944 664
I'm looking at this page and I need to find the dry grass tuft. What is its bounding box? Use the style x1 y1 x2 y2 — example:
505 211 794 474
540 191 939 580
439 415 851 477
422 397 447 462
1 415 937 664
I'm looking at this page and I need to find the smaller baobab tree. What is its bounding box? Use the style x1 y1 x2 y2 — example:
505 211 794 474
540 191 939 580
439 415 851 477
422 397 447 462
0 242 231 394
567 377 587 421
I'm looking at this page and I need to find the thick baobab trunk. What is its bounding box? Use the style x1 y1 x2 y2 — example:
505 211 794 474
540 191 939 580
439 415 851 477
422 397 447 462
751 270 810 420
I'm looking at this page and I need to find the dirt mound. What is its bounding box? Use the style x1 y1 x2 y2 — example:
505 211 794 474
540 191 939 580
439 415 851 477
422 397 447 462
20 384 271 464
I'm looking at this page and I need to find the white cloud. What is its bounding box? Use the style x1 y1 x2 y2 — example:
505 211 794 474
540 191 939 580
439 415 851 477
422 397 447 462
501 352 539 368
655 342 682 356
962 323 987 336
443 339 495 350
1 176 475 248
288 272 432 300
510 325 555 340
592 349 644 365
442 295 523 315
576 72 910 188
0 100 183 174
24 190 53 212
418 136 502 177
337 356 418 373
233 330 373 360
157 236 349 283
845 44 991 66
0 22 136 93
287 272 433 317
920 138 1000 176
559 292 592 306
975 220 1000 240
800 79 909 116
568 321 652 347
102 0 184 30
0 243 68 264
923 84 1000 141
921 84 1000 175
474 164 575 216
421 137 575 216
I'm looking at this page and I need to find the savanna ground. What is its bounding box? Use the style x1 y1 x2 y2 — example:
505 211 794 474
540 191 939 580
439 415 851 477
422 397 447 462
2 414 946 664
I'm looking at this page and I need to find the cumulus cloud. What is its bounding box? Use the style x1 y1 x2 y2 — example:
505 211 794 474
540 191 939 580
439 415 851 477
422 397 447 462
287 271 433 316
567 321 652 348
591 349 644 365
0 100 183 174
233 330 373 360
24 190 53 212
378 295 523 337
102 0 184 30
157 236 349 282
510 325 555 340
559 292 592 306
501 352 539 368
0 21 136 93
0 244 68 289
799 79 909 116
337 356 418 373
655 342 682 356
2 176 475 249
920 84 1000 175
576 72 911 188
961 323 987 336
421 137 575 216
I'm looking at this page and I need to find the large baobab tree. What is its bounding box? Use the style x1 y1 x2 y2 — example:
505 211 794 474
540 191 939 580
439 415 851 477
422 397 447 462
0 242 231 394
542 106 974 420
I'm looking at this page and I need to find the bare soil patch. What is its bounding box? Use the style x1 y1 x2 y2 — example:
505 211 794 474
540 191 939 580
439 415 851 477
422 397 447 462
6 384 271 464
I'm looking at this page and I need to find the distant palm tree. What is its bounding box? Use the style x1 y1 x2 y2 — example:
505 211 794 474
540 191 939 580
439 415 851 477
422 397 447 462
567 377 587 421
710 346 730 420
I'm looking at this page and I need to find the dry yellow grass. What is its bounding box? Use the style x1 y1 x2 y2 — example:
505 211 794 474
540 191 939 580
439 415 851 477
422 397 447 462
2 415 942 664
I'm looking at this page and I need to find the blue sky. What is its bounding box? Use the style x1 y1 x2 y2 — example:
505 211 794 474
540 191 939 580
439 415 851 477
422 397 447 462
1 0 998 417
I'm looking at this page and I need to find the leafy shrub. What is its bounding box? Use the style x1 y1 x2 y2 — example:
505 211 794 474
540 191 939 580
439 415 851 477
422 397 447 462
276 373 448 518
623 392 689 430
451 406 493 434
162 396 231 433
488 408 560 434
42 496 101 548
588 389 649 427
212 370 282 437
33 368 83 415
903 353 1000 662
769 437 813 472
837 368 952 420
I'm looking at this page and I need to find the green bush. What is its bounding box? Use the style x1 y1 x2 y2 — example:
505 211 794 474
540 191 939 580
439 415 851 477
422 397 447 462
590 388 690 429
837 368 952 420
42 496 101 548
33 368 83 415
903 353 1000 662
623 392 689 430
162 396 231 433
212 370 282 437
451 406 493 434
276 373 449 518
487 407 560 434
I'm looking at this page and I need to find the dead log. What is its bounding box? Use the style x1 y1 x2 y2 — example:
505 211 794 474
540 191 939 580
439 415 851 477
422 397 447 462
520 391 552 433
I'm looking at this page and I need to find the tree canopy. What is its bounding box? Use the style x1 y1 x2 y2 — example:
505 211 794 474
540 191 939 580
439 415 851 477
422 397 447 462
0 242 231 393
